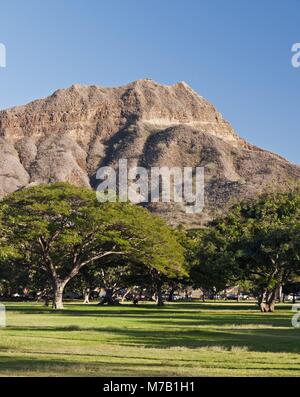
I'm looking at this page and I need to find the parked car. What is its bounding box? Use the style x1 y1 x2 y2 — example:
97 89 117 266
63 292 82 299
286 294 300 302
226 294 238 300
173 294 185 301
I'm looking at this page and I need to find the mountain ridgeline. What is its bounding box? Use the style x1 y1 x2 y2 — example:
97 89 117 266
0 79 299 227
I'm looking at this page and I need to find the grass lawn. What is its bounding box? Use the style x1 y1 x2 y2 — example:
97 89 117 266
0 301 299 376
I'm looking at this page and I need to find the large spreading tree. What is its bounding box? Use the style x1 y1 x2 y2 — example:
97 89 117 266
0 183 185 309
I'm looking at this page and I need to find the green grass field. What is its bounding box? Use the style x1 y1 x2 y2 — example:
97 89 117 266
0 301 299 376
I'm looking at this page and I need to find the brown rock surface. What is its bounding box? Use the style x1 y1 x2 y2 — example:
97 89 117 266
0 79 299 227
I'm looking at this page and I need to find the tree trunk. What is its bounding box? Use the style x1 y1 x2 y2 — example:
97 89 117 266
44 294 50 307
168 288 175 302
156 284 164 307
39 288 50 306
277 285 283 303
258 290 268 312
52 282 65 309
105 288 115 305
258 288 277 312
267 299 276 312
83 288 90 304
266 289 277 312
121 288 131 303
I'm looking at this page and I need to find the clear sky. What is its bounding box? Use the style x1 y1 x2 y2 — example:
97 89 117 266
0 0 299 163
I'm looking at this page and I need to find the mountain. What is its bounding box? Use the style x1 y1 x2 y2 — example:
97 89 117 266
0 79 299 227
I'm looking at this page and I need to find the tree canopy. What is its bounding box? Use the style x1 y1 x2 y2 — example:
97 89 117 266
0 183 186 308
189 190 300 311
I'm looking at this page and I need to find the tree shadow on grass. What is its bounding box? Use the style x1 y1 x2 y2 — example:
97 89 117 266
4 300 294 336
0 355 184 376
4 301 261 311
144 317 290 328
1 355 300 377
4 302 298 354
91 326 300 353
6 325 300 354
7 313 290 330
5 306 292 329
4 302 293 320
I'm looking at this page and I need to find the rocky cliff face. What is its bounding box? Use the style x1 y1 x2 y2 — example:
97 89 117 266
0 79 299 227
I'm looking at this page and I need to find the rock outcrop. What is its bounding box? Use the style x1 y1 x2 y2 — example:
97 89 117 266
0 79 299 227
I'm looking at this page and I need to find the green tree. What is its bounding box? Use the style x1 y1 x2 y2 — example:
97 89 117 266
188 228 236 300
0 183 185 309
207 190 300 311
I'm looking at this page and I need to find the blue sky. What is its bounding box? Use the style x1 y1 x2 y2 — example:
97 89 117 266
0 0 299 163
